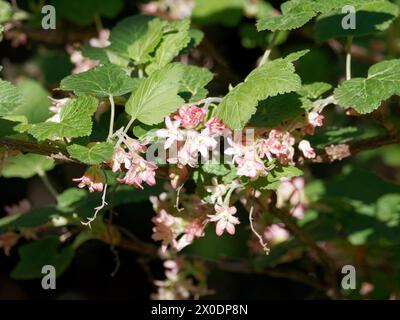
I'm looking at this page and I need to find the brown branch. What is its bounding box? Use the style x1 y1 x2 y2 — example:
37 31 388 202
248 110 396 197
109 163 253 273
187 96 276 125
307 134 400 164
0 137 73 162
204 258 326 292
8 24 96 45
102 235 326 293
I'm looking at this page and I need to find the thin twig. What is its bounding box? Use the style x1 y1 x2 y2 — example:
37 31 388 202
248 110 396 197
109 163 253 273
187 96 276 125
308 133 400 163
248 190 270 254
345 36 353 81
107 95 116 141
174 183 185 212
81 184 108 228
259 32 279 66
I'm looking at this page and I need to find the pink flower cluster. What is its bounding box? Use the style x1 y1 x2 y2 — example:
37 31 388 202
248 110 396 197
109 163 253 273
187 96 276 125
152 257 211 300
276 177 308 219
73 166 106 193
226 128 317 179
156 105 225 168
112 138 157 190
67 29 110 74
150 188 209 252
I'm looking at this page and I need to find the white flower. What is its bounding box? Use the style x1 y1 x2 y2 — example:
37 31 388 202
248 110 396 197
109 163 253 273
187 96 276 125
156 116 185 149
298 140 316 159
186 129 217 158
205 177 228 204
235 151 267 178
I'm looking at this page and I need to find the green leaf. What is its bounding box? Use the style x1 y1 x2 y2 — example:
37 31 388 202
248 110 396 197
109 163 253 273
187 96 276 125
202 162 232 176
257 0 322 31
0 207 64 234
178 64 214 102
256 0 374 32
28 95 98 141
298 82 332 99
192 0 244 27
67 142 114 165
109 15 165 64
81 46 110 64
180 29 204 55
11 236 74 279
60 64 134 97
12 79 51 123
146 19 191 74
251 92 312 128
251 165 303 190
314 0 399 41
2 154 54 178
0 0 12 23
334 59 400 114
57 188 88 212
0 79 22 116
216 54 303 129
51 0 123 26
125 63 185 125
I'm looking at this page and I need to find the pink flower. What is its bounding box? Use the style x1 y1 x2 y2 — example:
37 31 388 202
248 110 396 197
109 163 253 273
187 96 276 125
89 29 111 48
174 105 205 129
73 166 105 193
206 117 226 134
276 177 307 219
205 177 228 204
156 116 185 149
263 224 289 245
184 218 205 242
308 112 324 127
224 137 246 162
67 46 98 74
125 138 147 153
111 147 132 172
118 156 157 189
291 203 306 219
48 97 69 114
169 165 189 190
168 144 198 167
303 112 324 135
298 140 316 159
208 204 240 236
151 209 177 252
5 199 31 216
235 152 266 178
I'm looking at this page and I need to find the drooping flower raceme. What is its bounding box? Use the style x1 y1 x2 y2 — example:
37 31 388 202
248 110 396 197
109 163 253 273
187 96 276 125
276 177 308 219
150 188 209 252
